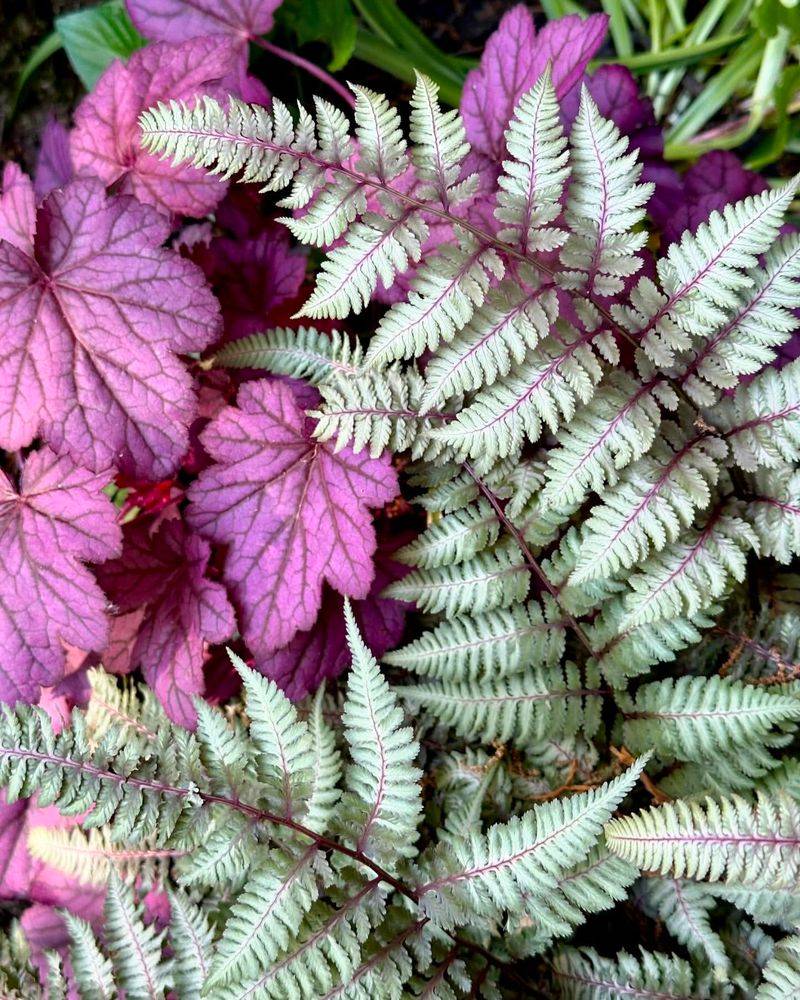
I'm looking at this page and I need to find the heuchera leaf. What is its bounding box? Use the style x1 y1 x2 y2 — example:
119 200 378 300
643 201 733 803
34 119 73 201
190 222 307 340
256 535 409 699
0 171 222 478
187 378 398 655
0 447 121 705
96 515 236 727
70 37 239 217
649 150 769 245
460 5 608 162
126 0 283 43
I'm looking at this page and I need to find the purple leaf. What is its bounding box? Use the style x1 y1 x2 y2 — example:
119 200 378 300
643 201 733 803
0 797 29 899
34 119 73 201
96 515 236 727
257 536 409 699
127 0 282 42
190 223 307 340
71 37 239 218
187 379 398 655
0 163 36 254
461 6 608 162
0 447 121 705
649 150 768 245
0 174 221 478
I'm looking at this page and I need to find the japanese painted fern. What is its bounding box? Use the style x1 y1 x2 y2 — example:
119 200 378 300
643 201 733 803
3 64 799 998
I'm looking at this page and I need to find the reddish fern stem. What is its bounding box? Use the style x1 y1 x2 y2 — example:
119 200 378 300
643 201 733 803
463 462 595 655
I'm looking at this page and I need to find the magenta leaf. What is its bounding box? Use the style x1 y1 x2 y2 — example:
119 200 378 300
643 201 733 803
127 0 282 41
460 6 608 162
71 37 239 218
187 379 398 655
257 537 409 699
0 447 121 705
96 516 235 727
0 163 36 254
34 119 74 201
0 174 221 478
649 150 769 245
190 222 306 340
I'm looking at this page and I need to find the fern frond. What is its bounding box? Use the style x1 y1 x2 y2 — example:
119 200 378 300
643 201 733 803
711 884 800 931
508 847 639 956
637 878 729 977
206 845 326 989
552 946 707 1000
0 701 203 845
27 825 177 887
619 179 798 364
311 364 448 458
495 68 569 253
589 598 717 686
103 872 170 999
400 661 602 744
415 757 647 929
212 327 363 382
621 675 800 780
408 72 472 209
395 499 500 568
757 933 800 1000
351 85 407 183
304 685 342 835
167 889 213 999
622 506 758 627
299 206 426 319
605 791 800 888
541 372 675 510
711 359 800 471
749 467 800 564
341 601 422 865
64 914 114 1000
232 653 315 819
419 280 557 411
84 667 166 742
678 233 800 402
560 86 652 297
176 809 255 889
436 325 605 466
221 885 384 1000
363 237 503 367
384 599 565 681
571 430 726 584
382 545 528 617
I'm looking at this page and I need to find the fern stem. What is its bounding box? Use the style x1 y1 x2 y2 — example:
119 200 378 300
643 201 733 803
463 462 595 656
252 38 355 109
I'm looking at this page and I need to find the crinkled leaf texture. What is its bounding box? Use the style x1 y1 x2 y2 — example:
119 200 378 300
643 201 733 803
71 37 239 217
127 0 282 42
257 535 409 699
96 516 236 728
190 222 307 341
460 4 608 161
0 170 221 478
0 447 121 704
187 379 398 656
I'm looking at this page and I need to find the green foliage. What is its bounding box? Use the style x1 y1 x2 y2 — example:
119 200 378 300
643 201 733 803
56 0 144 89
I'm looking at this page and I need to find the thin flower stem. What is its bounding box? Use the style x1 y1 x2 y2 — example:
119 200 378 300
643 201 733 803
252 38 355 108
